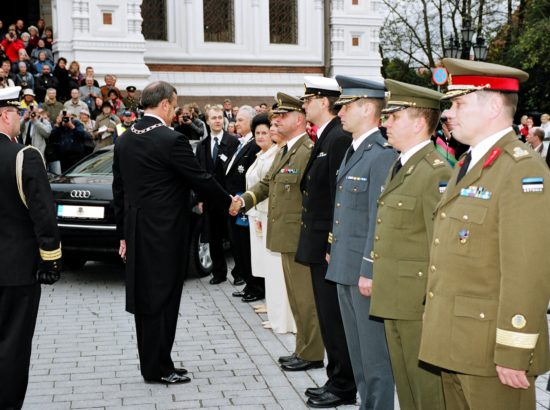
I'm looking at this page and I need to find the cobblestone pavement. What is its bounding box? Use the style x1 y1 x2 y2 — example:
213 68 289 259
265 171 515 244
24 262 550 409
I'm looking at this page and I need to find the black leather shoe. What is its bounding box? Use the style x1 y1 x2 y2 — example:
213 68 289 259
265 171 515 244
145 372 191 384
209 277 226 285
174 367 188 375
281 357 324 372
305 386 327 398
233 277 245 286
241 293 264 303
278 353 297 364
306 391 355 408
232 290 246 297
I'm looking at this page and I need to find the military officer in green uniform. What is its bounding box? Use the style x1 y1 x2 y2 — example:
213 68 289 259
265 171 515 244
122 86 139 114
233 93 325 371
419 59 550 410
370 79 450 410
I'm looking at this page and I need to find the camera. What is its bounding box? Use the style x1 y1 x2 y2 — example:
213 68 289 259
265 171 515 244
62 110 70 123
8 32 15 40
181 115 191 122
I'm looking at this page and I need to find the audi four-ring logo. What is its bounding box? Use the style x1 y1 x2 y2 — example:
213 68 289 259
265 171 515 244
70 190 91 199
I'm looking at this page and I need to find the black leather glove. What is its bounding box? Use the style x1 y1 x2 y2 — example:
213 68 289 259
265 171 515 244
36 258 62 285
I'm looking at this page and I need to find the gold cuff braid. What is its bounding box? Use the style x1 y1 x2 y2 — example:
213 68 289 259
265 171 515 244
40 248 62 261
496 328 539 349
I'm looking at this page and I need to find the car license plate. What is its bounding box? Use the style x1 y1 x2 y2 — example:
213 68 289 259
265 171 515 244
57 205 105 219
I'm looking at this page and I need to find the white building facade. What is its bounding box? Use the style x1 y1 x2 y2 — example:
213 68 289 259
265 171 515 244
44 0 384 98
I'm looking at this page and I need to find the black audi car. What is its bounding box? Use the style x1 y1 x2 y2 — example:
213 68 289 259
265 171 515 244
49 146 213 279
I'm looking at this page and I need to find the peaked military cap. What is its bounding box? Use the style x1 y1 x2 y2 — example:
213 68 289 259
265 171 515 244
443 58 529 99
272 92 305 114
126 86 136 92
301 76 341 100
382 79 443 114
335 75 386 105
0 86 21 108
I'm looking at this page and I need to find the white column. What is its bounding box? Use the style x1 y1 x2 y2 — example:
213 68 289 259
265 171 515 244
329 0 384 80
51 0 151 89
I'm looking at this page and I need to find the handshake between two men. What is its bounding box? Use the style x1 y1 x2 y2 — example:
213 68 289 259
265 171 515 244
229 195 244 216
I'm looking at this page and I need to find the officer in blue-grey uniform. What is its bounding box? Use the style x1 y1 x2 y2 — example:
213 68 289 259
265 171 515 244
326 76 397 410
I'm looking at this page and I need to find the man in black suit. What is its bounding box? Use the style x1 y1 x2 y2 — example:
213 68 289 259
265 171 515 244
295 77 356 408
223 98 235 122
0 86 62 409
113 81 234 385
195 105 240 285
224 105 264 302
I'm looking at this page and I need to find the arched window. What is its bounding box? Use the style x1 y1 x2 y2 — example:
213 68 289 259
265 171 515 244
269 0 298 44
141 0 167 41
203 0 235 43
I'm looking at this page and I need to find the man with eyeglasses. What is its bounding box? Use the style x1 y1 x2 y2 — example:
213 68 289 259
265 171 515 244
0 86 62 409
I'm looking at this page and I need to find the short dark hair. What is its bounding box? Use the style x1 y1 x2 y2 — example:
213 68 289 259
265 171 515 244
533 128 545 142
326 96 341 116
408 107 441 136
141 81 177 109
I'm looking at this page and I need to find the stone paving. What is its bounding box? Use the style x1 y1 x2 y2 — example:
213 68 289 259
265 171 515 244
23 261 550 409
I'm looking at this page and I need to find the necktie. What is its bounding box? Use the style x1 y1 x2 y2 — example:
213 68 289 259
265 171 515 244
282 144 288 157
456 151 472 183
25 122 32 146
345 146 355 164
212 137 219 163
391 160 402 180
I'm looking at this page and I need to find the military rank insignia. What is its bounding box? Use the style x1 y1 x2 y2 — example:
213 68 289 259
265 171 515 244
460 185 492 200
237 165 245 174
317 152 327 158
522 177 544 193
439 182 447 194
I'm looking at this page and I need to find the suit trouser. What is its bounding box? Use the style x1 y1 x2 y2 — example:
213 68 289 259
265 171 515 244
204 207 229 280
281 253 324 361
228 217 264 295
337 284 394 410
134 285 182 380
310 262 356 399
384 319 445 410
0 284 41 410
440 370 535 410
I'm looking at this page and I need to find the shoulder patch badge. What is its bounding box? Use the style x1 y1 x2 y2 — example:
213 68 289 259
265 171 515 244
522 177 543 193
513 146 530 159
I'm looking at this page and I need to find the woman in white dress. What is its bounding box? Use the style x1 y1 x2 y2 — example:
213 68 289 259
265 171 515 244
246 114 296 334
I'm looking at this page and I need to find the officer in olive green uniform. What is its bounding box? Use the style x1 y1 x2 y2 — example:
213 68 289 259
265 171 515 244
419 59 550 410
240 93 325 370
370 79 450 410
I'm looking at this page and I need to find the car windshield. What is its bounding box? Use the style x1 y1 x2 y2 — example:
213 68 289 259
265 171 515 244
65 150 113 177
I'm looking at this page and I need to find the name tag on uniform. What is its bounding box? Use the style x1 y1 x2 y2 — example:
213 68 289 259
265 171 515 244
522 177 544 193
280 168 299 174
460 185 492 200
219 153 228 162
346 176 367 181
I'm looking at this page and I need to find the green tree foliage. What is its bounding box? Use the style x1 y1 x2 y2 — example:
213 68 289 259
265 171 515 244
492 0 550 114
381 57 434 89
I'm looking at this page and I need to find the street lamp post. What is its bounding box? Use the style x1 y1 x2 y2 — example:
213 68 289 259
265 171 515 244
444 16 488 61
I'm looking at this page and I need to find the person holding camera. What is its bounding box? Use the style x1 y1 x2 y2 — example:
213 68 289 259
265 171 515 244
19 89 38 110
0 86 61 410
174 104 206 140
50 110 90 171
20 105 52 156
0 29 25 62
79 76 101 112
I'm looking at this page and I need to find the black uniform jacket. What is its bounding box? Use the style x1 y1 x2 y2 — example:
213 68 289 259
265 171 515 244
223 137 260 195
195 131 239 192
0 134 60 286
295 117 352 264
112 116 231 315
